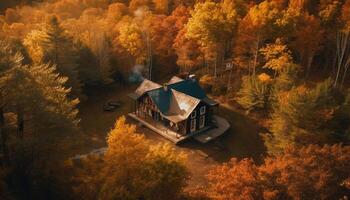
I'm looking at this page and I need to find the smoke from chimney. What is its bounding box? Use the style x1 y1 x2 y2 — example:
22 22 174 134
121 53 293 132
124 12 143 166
128 64 144 83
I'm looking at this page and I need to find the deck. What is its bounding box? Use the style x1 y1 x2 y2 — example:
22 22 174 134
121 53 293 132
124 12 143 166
194 115 230 143
128 113 229 144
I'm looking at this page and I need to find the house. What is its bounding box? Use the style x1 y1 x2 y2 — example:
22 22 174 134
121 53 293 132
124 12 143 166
129 75 219 138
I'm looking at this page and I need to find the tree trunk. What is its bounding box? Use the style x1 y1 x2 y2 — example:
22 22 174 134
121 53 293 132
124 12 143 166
146 30 152 80
305 55 314 78
253 34 260 76
227 67 233 93
214 50 218 79
340 58 350 88
334 31 349 88
0 107 10 165
17 109 24 139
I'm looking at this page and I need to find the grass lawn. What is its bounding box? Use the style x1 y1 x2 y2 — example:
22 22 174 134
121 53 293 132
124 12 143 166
62 82 266 189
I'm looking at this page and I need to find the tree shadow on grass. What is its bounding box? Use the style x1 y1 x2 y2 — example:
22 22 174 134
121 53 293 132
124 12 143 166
179 106 267 164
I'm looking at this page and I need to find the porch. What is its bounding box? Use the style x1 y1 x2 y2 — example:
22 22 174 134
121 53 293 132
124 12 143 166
128 113 210 144
128 112 230 144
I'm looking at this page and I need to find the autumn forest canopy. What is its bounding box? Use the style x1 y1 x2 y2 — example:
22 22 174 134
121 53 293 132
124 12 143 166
1 0 350 199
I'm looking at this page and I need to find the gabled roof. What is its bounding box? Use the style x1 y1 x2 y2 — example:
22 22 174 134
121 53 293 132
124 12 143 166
168 76 184 84
165 89 200 122
135 79 161 96
147 87 172 114
168 79 207 99
130 76 218 122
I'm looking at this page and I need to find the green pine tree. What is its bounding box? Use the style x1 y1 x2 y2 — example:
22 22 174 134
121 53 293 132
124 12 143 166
41 16 83 98
264 79 350 154
235 75 272 112
0 39 80 163
273 63 300 92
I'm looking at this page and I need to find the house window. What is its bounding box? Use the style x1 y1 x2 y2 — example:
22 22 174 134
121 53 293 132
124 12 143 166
200 106 206 115
154 112 159 121
190 119 196 132
199 115 205 129
191 110 196 119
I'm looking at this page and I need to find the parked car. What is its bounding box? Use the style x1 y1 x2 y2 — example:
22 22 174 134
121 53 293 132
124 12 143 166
107 100 121 107
103 100 122 112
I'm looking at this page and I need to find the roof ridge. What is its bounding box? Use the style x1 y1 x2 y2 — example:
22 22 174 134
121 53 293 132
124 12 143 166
170 88 200 100
170 89 201 120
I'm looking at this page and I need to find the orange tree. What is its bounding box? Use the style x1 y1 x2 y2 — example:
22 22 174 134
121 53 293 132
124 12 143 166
200 144 350 200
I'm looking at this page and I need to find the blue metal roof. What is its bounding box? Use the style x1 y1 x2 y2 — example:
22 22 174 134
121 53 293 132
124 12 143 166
145 78 217 114
147 88 172 114
168 79 207 99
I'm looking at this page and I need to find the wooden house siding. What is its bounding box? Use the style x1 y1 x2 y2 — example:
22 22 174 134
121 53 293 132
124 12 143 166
131 77 218 136
136 94 212 135
137 94 159 119
185 102 211 134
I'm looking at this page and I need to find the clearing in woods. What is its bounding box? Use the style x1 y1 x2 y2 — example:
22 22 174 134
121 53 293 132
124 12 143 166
67 82 266 188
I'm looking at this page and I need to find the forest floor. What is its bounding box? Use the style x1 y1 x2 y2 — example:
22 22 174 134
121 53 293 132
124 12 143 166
66 82 266 189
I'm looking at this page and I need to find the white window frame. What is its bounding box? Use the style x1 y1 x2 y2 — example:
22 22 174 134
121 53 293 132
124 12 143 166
200 106 206 115
190 119 196 132
191 110 197 119
199 115 205 129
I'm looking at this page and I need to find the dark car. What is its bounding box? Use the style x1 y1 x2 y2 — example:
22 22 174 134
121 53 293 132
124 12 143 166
103 100 121 112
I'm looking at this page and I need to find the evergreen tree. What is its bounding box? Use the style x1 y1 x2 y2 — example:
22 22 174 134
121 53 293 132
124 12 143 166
235 74 272 112
273 63 300 92
264 79 350 154
0 40 23 165
0 62 79 136
0 39 79 163
41 16 82 98
27 63 80 133
75 42 100 85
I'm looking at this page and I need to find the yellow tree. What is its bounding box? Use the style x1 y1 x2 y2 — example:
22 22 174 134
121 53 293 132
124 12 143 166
186 1 238 78
260 38 293 77
235 1 281 75
23 29 47 64
116 16 147 65
99 116 149 199
74 116 189 200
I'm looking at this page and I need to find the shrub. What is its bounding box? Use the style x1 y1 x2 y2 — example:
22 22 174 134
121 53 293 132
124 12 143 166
235 74 272 112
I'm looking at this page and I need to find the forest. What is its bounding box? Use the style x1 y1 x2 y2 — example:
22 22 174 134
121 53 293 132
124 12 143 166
0 0 350 199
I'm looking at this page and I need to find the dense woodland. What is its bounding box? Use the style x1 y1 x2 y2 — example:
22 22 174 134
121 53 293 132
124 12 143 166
1 0 350 199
